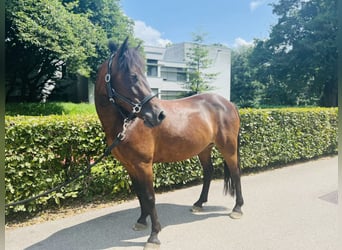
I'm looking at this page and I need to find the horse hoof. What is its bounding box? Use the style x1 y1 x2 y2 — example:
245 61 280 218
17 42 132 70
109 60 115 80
191 205 203 212
229 211 243 219
132 222 148 231
144 242 160 250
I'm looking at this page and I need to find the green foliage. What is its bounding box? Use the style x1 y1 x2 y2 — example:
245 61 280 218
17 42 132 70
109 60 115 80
5 116 100 212
183 32 217 95
5 108 337 217
231 47 263 108
5 0 134 102
249 0 337 107
5 0 106 101
62 0 135 45
5 102 96 116
231 0 337 107
153 158 203 189
239 108 337 169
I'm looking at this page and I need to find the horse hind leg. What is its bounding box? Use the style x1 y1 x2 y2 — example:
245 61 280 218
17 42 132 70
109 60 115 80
219 145 244 219
216 128 244 219
192 145 214 212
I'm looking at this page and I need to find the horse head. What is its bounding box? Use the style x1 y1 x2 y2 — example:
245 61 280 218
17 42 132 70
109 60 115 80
107 37 165 127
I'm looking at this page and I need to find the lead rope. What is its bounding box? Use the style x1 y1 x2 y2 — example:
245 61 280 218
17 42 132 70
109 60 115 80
5 53 130 208
5 119 131 208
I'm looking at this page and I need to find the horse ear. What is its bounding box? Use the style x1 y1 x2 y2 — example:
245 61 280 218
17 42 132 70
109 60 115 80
118 37 129 58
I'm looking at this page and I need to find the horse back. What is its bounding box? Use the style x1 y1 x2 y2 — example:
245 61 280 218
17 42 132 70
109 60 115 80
152 93 240 162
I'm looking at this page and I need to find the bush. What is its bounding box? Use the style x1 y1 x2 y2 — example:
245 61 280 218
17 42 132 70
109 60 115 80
5 108 337 216
238 108 337 169
5 115 113 214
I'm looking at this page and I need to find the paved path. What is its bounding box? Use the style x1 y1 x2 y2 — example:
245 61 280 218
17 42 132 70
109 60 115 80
6 157 338 250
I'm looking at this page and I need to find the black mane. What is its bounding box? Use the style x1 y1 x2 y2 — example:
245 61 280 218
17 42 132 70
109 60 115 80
108 38 145 75
119 46 145 73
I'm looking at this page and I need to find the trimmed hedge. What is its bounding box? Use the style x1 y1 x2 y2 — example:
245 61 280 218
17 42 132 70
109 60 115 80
5 108 337 216
5 102 96 116
239 108 337 168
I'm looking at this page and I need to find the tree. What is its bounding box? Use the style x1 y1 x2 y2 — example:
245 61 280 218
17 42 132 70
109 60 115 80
5 0 134 102
183 32 217 95
62 0 134 43
249 39 299 106
251 0 337 106
5 0 101 101
61 0 137 78
230 46 263 108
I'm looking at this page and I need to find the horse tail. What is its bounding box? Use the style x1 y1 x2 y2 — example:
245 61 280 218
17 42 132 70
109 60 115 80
223 125 241 197
223 161 235 196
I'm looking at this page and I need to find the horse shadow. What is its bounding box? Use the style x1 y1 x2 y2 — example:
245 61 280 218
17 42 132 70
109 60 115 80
25 203 230 250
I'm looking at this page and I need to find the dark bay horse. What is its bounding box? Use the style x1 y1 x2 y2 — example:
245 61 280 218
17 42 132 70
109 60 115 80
95 38 244 248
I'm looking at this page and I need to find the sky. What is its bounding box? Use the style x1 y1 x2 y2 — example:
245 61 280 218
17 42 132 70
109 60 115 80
121 0 278 48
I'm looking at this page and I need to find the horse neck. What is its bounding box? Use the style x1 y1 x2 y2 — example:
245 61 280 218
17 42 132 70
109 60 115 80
98 103 127 138
112 106 129 131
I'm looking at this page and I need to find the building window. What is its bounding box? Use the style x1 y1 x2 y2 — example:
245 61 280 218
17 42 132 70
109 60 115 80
151 88 159 96
177 69 187 82
160 67 186 82
147 59 158 77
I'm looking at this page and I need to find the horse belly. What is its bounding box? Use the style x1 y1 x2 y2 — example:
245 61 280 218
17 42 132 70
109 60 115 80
153 128 213 163
153 143 207 163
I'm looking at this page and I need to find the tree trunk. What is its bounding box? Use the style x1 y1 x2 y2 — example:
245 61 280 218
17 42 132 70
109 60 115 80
320 79 338 107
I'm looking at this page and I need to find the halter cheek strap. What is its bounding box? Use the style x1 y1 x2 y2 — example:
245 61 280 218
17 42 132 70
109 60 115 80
105 52 157 116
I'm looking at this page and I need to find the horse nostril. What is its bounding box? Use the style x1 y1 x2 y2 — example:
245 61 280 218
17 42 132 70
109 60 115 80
158 111 166 121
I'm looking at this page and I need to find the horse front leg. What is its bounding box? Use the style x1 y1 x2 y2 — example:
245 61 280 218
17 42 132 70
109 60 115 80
145 193 161 246
131 174 161 247
131 179 149 231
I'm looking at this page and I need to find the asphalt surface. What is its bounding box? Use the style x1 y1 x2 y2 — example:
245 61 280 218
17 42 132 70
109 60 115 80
5 156 338 250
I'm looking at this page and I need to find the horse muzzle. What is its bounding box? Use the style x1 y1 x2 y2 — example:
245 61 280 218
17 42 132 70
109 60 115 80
143 109 166 128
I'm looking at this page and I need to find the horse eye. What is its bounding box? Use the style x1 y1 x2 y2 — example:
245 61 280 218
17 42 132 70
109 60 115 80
130 74 138 83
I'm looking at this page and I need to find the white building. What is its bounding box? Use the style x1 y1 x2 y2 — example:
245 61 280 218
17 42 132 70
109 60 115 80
144 43 231 100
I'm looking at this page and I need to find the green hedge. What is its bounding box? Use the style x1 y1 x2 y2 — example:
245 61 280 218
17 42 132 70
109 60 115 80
239 108 337 168
5 102 96 116
5 108 337 216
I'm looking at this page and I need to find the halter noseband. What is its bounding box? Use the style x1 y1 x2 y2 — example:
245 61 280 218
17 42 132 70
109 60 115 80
105 52 157 117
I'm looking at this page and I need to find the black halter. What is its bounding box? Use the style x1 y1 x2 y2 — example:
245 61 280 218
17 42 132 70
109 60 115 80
105 52 157 119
